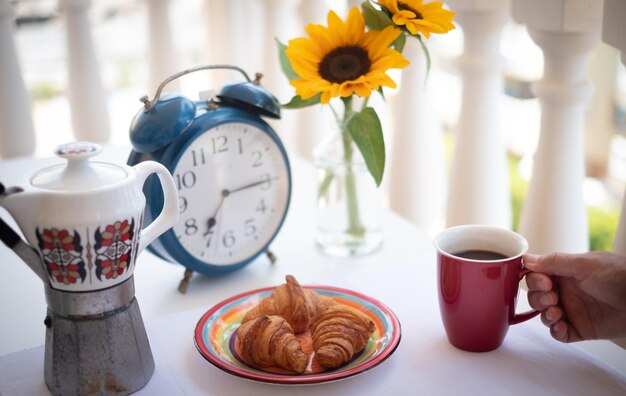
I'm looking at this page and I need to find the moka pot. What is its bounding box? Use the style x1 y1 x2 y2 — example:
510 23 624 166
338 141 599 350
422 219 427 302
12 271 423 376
0 142 179 395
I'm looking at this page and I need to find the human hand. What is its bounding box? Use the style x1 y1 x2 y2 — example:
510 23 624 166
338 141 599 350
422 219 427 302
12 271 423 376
524 252 626 343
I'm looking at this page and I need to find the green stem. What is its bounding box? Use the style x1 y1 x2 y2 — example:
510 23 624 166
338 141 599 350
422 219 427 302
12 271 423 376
329 103 342 125
341 97 365 238
361 96 370 111
317 103 341 200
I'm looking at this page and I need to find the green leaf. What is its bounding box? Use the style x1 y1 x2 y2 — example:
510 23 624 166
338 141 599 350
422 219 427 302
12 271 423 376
281 94 321 109
276 38 299 82
392 32 406 53
417 35 431 85
361 1 393 30
347 107 385 186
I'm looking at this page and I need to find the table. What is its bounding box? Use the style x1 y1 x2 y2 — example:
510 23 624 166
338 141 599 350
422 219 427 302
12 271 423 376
1 146 626 395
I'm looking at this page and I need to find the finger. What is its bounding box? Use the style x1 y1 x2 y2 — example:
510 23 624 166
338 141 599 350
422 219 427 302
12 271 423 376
525 272 553 292
527 290 558 310
541 306 562 326
551 320 584 343
540 311 551 327
523 253 590 279
550 320 568 342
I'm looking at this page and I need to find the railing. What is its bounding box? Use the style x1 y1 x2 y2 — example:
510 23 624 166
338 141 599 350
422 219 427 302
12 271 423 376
603 0 626 257
0 0 624 257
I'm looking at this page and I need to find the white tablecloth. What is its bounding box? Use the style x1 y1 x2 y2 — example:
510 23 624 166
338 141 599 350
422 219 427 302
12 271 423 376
1 148 626 395
2 304 626 395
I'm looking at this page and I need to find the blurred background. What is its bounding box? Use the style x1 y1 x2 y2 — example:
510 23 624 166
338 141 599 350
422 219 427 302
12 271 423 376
3 0 625 250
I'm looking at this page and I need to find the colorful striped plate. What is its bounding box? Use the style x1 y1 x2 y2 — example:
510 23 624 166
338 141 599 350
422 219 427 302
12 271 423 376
194 285 401 385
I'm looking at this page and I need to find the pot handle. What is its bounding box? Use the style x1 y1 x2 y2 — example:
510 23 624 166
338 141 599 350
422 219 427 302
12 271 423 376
133 161 179 253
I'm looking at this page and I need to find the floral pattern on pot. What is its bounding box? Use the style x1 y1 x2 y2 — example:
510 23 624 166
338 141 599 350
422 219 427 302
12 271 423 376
36 228 87 285
94 219 135 281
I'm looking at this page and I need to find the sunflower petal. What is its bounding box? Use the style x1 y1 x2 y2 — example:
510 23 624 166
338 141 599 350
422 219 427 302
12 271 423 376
371 52 409 72
287 37 322 61
288 55 319 80
320 90 332 104
304 23 337 54
378 0 400 14
345 7 365 45
364 26 402 60
327 11 347 45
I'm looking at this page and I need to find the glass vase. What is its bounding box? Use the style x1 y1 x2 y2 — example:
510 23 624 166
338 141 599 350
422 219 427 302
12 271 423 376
314 128 383 257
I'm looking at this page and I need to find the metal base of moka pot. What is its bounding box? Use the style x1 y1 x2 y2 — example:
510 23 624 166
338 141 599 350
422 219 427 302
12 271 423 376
43 277 154 395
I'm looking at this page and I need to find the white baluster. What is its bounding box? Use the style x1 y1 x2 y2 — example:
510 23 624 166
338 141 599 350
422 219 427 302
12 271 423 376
60 0 110 143
260 0 282 94
0 0 36 158
445 0 512 229
513 0 602 254
602 0 626 256
389 41 446 232
147 0 179 92
226 0 262 75
202 0 230 87
204 0 263 85
293 0 329 160
585 44 619 178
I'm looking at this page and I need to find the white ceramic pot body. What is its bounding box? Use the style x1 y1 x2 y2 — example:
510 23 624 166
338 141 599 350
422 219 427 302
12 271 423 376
0 142 179 292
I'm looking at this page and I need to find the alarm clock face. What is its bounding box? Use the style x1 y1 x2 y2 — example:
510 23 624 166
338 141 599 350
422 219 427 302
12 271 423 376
171 122 289 266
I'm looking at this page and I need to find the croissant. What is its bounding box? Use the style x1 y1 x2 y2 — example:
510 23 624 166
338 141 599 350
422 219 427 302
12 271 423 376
242 275 335 333
311 304 376 369
237 315 309 373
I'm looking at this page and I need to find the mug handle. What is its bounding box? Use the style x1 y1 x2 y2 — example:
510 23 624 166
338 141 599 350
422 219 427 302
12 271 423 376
510 268 541 325
133 161 179 253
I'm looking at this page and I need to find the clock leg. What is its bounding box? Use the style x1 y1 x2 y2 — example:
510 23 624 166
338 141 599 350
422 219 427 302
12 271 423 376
178 269 194 294
265 249 276 265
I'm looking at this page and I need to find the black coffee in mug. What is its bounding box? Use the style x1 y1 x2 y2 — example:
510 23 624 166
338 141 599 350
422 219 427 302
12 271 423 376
452 249 509 261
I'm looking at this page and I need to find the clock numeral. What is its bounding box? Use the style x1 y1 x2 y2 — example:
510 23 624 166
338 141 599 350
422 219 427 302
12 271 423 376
211 135 228 154
251 150 262 167
238 138 244 154
191 148 206 166
259 173 272 190
244 219 256 236
256 199 267 214
205 229 214 248
179 196 188 213
176 171 197 190
222 230 236 248
184 218 198 236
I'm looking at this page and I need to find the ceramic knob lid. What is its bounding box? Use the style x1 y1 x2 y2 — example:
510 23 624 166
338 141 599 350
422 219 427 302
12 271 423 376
30 142 128 191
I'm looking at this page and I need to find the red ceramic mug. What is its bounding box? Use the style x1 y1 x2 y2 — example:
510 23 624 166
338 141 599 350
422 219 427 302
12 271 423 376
434 225 539 352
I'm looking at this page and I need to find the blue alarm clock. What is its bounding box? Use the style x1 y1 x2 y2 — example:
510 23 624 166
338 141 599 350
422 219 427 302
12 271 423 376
127 65 291 291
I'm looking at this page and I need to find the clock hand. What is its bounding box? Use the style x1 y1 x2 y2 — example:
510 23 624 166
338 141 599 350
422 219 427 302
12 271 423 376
229 177 279 195
204 189 229 236
203 176 278 239
212 196 226 256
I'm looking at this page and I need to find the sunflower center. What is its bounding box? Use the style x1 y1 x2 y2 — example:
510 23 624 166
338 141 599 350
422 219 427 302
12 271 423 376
398 2 423 19
318 45 371 83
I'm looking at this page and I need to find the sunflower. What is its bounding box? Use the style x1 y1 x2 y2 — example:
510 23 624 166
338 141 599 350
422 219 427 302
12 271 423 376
377 0 455 38
285 7 409 104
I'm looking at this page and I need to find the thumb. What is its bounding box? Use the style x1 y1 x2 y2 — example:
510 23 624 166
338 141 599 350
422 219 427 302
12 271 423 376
523 252 589 278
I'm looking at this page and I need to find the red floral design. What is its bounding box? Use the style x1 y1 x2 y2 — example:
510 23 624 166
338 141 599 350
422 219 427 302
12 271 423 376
40 229 75 251
36 227 86 285
94 219 135 281
100 220 132 246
